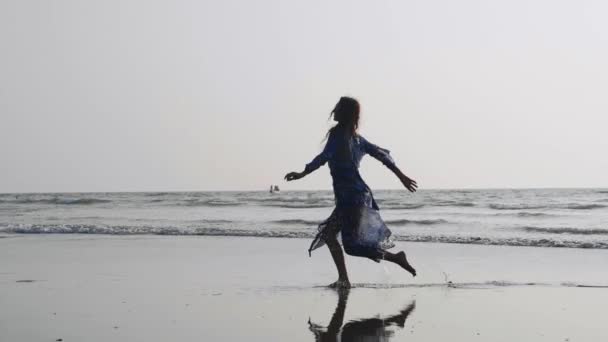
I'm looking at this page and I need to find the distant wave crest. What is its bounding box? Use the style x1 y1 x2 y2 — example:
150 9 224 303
434 201 476 207
489 204 548 210
565 204 606 210
2 198 112 205
145 192 171 197
272 219 321 225
264 202 334 209
272 218 447 226
384 219 448 226
381 203 425 210
489 203 606 210
179 200 243 207
180 198 335 209
520 226 608 235
516 212 553 217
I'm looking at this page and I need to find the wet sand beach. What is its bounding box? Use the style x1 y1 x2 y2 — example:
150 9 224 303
1 235 608 341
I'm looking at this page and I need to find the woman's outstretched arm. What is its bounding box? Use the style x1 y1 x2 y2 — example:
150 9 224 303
285 131 337 182
361 136 418 192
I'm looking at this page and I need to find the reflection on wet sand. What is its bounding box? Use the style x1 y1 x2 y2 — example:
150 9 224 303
308 289 416 341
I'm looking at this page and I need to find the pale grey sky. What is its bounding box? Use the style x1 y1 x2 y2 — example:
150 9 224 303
1 0 607 192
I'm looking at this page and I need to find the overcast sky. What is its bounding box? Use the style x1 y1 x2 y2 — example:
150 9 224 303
1 0 607 193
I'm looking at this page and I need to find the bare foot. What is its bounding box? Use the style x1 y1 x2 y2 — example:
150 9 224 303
396 251 417 277
328 279 351 289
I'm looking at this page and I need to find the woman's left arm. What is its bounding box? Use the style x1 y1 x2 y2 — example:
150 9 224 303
362 137 418 192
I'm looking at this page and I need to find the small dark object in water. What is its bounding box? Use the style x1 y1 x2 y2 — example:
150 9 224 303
16 279 35 283
56 339 63 341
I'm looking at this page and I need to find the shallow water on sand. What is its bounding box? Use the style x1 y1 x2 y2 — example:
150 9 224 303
1 236 608 342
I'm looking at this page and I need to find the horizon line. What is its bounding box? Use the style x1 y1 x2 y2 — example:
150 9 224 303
1 186 608 195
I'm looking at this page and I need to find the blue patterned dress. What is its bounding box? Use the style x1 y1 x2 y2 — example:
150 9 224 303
305 128 396 262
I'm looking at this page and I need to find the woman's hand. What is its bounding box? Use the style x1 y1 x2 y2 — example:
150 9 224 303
399 174 418 192
284 171 306 181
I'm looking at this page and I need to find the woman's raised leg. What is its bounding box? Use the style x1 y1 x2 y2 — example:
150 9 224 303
383 251 417 277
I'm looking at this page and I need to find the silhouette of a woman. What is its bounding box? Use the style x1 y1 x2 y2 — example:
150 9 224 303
285 96 418 288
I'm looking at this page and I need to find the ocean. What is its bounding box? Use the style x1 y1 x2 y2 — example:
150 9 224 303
1 189 608 249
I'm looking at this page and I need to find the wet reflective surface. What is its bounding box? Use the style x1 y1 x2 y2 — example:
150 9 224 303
3 236 608 342
308 289 416 341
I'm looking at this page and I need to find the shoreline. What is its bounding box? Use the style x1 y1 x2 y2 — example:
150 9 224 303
2 232 607 251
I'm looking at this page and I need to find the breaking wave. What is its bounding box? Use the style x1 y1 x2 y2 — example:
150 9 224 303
2 224 608 250
391 235 608 249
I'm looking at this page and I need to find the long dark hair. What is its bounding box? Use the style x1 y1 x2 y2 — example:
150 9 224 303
325 96 360 141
